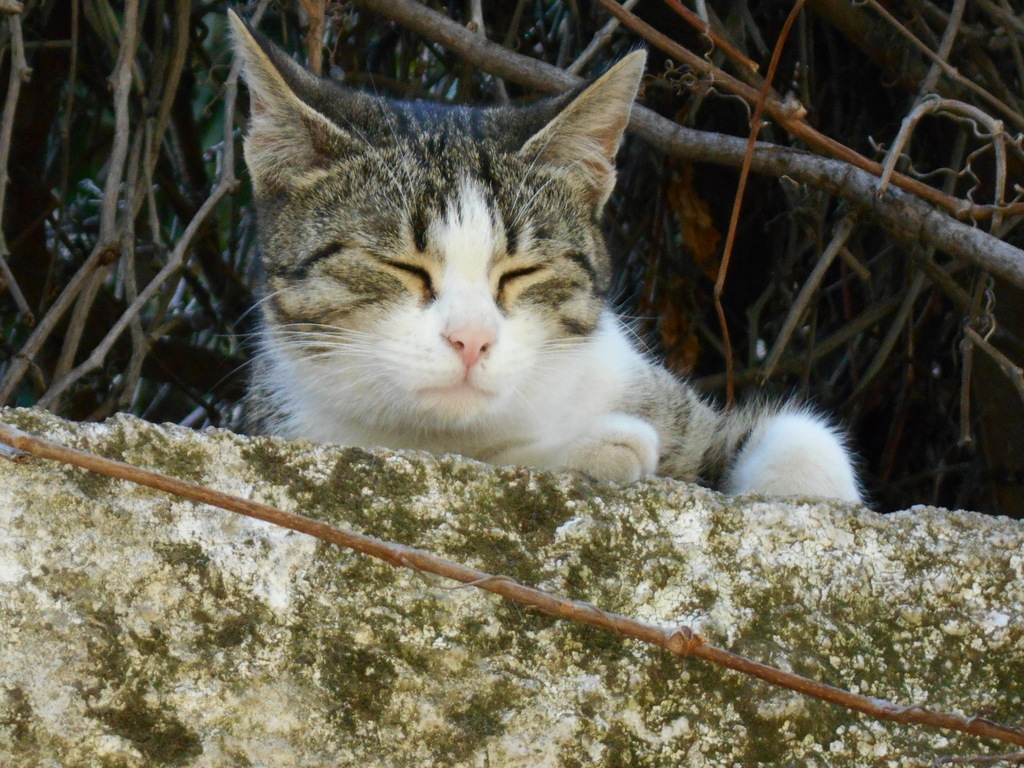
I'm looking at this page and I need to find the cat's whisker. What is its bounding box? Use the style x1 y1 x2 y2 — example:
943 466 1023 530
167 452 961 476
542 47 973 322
619 323 656 357
235 288 289 327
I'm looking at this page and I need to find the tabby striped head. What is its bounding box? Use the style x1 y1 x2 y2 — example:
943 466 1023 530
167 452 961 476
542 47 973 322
229 11 645 427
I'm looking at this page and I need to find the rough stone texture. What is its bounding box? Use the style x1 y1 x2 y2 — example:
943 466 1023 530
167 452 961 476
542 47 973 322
0 407 1021 767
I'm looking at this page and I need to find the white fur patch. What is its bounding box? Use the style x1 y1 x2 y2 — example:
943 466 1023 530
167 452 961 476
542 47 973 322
724 411 861 502
427 180 504 340
562 414 660 483
432 179 499 285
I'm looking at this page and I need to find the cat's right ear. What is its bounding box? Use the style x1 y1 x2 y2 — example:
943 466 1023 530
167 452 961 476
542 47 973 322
228 10 355 195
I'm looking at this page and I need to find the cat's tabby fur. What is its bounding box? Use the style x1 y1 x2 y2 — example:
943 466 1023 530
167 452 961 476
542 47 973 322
229 12 861 502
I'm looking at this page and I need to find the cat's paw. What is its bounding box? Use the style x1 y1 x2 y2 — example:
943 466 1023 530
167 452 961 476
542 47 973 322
564 415 660 484
724 411 861 502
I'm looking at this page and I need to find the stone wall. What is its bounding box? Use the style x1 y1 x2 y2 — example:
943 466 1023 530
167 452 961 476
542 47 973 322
0 407 1021 767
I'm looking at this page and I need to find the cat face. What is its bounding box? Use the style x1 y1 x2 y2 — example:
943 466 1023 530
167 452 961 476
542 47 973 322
229 12 644 429
263 173 604 427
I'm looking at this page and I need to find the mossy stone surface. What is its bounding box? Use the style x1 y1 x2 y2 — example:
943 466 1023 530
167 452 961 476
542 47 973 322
0 406 1022 767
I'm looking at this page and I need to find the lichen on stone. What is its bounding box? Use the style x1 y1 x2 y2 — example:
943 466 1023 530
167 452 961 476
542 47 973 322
0 406 1022 767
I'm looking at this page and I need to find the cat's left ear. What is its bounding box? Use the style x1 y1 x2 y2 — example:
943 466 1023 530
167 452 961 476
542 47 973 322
520 51 646 209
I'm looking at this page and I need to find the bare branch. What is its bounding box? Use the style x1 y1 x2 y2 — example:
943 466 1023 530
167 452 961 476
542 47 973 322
0 10 32 320
713 0 805 405
762 215 856 378
934 751 1024 766
0 251 29 319
349 0 1024 288
861 0 1024 133
36 176 236 409
98 0 139 246
964 325 1024 406
660 0 758 73
299 0 326 75
567 0 641 75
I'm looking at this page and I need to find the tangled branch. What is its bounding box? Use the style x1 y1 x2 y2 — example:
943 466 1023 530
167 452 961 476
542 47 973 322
350 0 1024 289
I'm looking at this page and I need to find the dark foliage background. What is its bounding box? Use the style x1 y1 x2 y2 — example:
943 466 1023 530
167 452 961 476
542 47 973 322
1 0 1023 516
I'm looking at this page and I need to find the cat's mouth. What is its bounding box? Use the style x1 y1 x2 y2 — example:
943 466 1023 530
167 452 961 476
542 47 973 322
416 381 496 410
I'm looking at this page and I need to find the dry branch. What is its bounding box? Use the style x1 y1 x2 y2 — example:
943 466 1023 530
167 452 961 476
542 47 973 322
0 417 1022 749
349 0 1024 289
659 0 758 73
934 752 1024 766
762 215 855 378
0 10 31 320
711 0 805 403
35 177 236 409
0 3 141 403
861 0 1024 133
567 0 641 75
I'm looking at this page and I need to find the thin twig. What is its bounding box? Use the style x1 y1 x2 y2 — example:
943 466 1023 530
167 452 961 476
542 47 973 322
98 0 138 246
959 326 976 446
36 177 236 409
54 0 80 259
0 8 30 138
0 418 1022 749
0 248 108 404
347 0 1024 289
934 751 1024 766
33 0 245 410
762 214 856 379
715 0 804 407
860 0 1024 133
298 0 325 75
877 97 1007 214
850 270 927 400
0 10 32 319
567 0 640 75
660 0 759 73
980 0 1024 36
501 0 529 49
697 294 903 392
466 0 508 102
586 0 987 220
963 325 1024 405
114 125 146 414
0 250 29 318
918 0 966 97
144 0 190 179
467 0 484 34
39 0 140 406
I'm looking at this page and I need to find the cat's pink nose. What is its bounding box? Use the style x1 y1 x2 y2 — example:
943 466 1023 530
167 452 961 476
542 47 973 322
446 326 496 369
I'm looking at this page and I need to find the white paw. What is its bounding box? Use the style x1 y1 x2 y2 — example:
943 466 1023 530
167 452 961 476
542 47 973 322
564 415 660 484
724 411 861 502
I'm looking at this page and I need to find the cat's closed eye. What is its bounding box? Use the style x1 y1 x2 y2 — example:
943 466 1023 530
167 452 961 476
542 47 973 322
294 240 349 277
497 265 544 303
382 259 436 302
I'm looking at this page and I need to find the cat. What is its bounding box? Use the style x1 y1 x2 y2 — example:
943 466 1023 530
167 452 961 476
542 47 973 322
228 11 862 503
